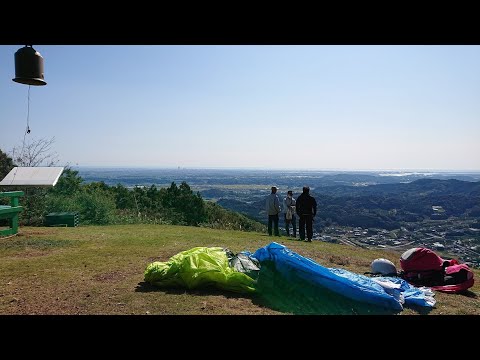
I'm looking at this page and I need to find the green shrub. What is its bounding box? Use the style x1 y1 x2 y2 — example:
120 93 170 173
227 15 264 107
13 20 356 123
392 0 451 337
202 201 266 232
45 188 116 225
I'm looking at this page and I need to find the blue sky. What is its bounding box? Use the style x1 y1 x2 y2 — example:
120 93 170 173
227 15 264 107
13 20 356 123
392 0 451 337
1 45 479 171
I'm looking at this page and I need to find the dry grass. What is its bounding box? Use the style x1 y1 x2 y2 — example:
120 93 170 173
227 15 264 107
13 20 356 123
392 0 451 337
0 225 478 315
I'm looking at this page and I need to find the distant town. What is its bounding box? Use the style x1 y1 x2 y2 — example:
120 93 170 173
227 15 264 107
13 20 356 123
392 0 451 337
308 217 480 268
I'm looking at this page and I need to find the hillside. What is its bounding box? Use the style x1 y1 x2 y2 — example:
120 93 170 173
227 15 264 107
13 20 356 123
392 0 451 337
1 224 478 315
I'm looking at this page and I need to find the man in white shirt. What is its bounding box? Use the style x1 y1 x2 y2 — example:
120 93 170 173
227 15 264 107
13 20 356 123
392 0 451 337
265 186 281 236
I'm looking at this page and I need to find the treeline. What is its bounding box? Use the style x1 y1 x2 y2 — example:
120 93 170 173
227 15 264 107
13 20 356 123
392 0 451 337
316 187 480 230
2 168 265 232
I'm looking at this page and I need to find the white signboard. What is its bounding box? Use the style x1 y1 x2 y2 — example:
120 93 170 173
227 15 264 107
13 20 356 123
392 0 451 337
0 167 64 187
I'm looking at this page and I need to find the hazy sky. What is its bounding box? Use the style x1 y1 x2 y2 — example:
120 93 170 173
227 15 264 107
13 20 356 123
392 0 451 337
1 45 479 171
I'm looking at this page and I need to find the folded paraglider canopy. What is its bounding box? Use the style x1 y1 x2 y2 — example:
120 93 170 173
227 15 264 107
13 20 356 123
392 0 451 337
144 246 258 294
251 242 435 313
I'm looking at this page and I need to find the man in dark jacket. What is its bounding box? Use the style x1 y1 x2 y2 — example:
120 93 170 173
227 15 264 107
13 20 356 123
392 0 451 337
295 186 317 242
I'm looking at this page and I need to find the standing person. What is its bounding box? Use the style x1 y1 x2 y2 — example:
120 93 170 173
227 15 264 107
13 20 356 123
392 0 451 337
295 186 317 242
266 186 281 236
283 190 297 238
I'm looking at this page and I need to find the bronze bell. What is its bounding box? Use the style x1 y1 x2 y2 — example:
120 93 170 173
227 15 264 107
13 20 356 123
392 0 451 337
12 45 47 86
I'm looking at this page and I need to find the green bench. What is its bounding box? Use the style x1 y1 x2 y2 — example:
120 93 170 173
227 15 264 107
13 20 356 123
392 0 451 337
0 191 24 236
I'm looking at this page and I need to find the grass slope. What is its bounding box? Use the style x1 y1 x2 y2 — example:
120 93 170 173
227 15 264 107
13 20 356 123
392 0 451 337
0 224 478 315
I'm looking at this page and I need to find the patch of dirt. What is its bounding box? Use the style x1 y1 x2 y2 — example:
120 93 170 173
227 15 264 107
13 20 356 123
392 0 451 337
93 271 127 282
328 255 350 266
147 256 164 262
22 231 50 236
351 258 372 267
13 250 50 258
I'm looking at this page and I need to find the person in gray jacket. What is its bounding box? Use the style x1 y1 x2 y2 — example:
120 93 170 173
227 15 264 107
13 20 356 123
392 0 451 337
266 186 281 236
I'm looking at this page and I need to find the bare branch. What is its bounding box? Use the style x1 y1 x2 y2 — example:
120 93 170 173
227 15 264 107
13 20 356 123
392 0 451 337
9 137 59 167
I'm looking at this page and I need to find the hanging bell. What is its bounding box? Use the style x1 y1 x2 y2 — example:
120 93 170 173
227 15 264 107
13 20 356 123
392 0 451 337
12 45 47 86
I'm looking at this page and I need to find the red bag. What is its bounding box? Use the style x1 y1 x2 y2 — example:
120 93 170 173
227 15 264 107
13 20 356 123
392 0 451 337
400 247 474 293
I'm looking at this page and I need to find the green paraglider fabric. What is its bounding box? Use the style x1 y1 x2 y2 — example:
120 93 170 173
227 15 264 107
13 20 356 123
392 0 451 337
144 247 256 293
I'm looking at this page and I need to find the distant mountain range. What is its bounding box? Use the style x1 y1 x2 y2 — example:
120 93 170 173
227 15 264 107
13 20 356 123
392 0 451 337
318 178 480 197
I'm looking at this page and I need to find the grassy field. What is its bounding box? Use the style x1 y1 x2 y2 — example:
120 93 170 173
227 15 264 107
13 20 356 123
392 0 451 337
0 224 478 315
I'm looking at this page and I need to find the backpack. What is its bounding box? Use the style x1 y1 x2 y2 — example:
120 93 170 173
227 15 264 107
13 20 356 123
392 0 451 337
399 247 474 293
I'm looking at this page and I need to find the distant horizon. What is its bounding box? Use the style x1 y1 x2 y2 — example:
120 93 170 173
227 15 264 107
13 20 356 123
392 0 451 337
72 165 480 173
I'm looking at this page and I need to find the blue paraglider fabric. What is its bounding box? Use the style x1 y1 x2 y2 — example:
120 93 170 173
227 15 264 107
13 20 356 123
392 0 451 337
251 242 435 311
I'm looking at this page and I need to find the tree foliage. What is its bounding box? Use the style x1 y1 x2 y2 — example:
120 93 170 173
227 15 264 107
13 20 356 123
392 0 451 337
203 201 266 232
49 168 83 196
0 148 14 181
41 174 265 231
